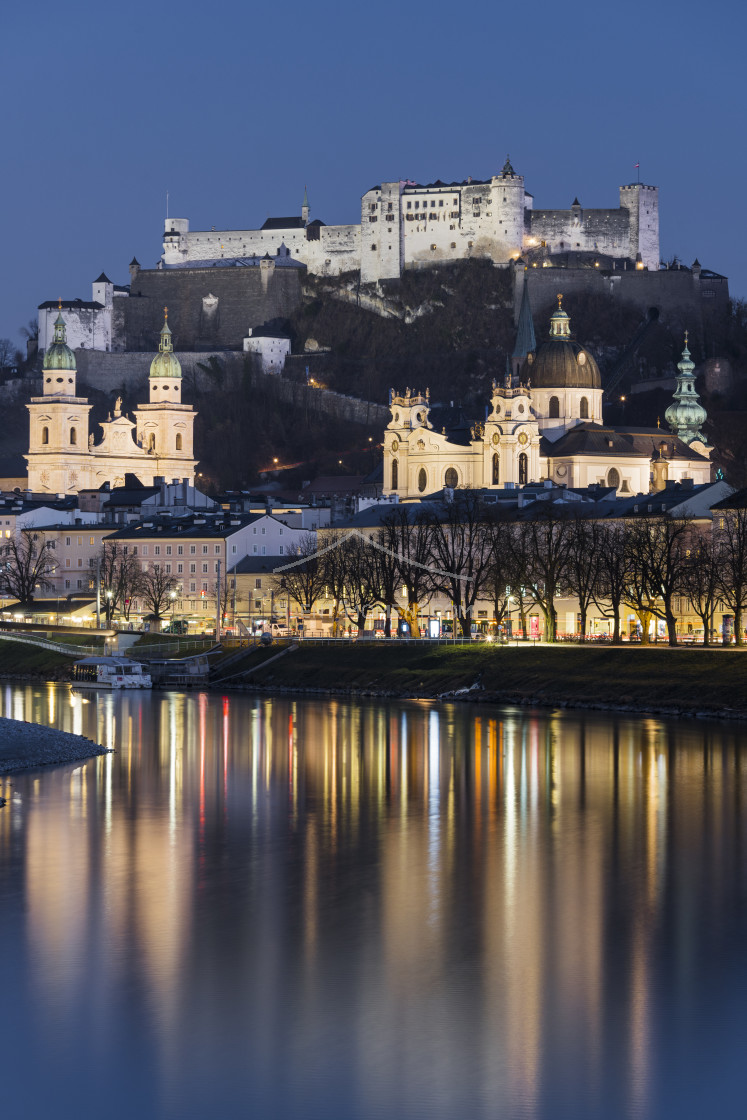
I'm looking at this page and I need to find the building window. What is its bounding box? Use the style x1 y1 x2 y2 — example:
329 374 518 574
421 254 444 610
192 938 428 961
177 563 183 573
190 545 196 554
549 396 560 418
190 563 196 573
580 396 589 419
147 433 155 451
519 453 528 485
175 434 183 450
202 563 208 573
154 546 160 556
391 458 398 491
279 545 284 555
608 467 620 489
418 468 427 493
445 467 458 489
41 426 49 445
70 427 77 445
492 453 500 485
202 545 208 554
166 545 172 555
255 578 262 589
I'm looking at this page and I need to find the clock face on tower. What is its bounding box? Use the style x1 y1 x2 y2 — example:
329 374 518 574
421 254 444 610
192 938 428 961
518 432 528 446
391 439 399 452
492 432 500 446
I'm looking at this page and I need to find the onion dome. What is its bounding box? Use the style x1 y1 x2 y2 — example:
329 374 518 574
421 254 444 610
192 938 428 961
665 334 707 444
44 311 76 371
520 294 601 390
149 309 182 379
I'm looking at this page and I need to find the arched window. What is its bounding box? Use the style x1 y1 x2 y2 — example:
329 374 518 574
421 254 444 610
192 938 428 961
607 467 620 489
391 458 398 490
147 433 156 452
417 467 427 493
175 433 183 451
492 452 500 485
580 396 589 419
549 396 560 419
70 427 77 446
41 426 49 445
519 452 528 485
445 467 458 489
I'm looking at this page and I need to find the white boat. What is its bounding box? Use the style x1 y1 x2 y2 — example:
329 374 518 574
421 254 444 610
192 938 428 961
71 656 152 690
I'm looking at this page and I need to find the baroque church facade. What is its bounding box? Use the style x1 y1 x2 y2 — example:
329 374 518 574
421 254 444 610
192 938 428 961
26 309 196 494
383 291 713 499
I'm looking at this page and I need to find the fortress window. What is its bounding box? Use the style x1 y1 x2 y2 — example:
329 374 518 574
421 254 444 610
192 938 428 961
70 427 77 445
451 242 456 248
519 453 528 485
549 396 560 418
41 426 49 445
387 202 393 211
176 434 183 450
371 244 377 251
580 397 589 419
369 216 377 223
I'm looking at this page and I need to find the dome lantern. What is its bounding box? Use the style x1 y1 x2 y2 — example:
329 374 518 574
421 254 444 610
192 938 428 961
43 304 77 373
519 294 601 390
149 308 182 380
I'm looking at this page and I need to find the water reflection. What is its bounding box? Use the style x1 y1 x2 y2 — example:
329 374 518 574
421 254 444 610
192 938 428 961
1 685 746 1120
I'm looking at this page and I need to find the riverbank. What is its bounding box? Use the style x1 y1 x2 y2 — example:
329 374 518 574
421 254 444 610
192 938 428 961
216 643 747 720
0 715 109 778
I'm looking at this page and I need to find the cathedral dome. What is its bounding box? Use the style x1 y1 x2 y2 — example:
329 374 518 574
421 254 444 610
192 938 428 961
44 312 76 371
149 311 182 379
521 296 601 390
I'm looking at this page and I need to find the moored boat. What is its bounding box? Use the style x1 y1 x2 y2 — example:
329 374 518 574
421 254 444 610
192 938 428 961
71 656 152 690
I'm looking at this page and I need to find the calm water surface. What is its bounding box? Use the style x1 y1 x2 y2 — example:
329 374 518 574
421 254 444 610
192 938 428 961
1 684 746 1119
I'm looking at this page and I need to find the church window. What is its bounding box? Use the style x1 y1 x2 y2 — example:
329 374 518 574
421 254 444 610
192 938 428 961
580 396 589 419
518 452 528 484
391 459 399 490
147 433 155 451
445 467 458 488
418 468 427 493
492 453 500 484
549 396 560 418
70 427 77 445
607 467 620 489
41 426 49 445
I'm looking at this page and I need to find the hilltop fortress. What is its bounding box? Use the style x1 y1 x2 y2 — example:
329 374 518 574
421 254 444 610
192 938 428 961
161 158 660 281
37 156 727 373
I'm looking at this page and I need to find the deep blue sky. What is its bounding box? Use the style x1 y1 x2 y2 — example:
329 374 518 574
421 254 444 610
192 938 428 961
1 0 744 347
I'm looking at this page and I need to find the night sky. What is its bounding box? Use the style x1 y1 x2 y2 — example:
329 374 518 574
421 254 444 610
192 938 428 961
1 0 744 345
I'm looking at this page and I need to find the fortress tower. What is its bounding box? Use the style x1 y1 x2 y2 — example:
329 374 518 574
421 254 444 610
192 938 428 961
619 182 659 270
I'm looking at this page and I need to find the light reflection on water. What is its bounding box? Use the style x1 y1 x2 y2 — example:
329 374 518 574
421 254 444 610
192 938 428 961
1 684 746 1120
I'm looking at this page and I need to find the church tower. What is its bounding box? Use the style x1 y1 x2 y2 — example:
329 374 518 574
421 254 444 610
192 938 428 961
665 334 711 453
133 310 196 479
26 309 93 492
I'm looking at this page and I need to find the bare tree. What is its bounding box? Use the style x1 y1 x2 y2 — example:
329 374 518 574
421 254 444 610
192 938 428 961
566 513 604 640
511 504 574 642
682 530 720 645
381 507 435 637
138 563 178 625
715 506 747 645
626 515 692 645
90 543 142 625
337 534 382 633
428 492 494 637
592 521 632 644
274 533 326 616
0 530 56 605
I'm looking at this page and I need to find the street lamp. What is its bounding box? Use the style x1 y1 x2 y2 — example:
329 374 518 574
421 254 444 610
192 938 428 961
170 590 177 632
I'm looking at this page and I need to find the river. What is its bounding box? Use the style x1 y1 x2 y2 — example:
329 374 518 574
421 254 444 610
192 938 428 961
0 684 745 1119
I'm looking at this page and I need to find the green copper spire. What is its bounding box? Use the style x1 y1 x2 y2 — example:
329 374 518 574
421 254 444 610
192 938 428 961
664 333 707 444
303 184 309 209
